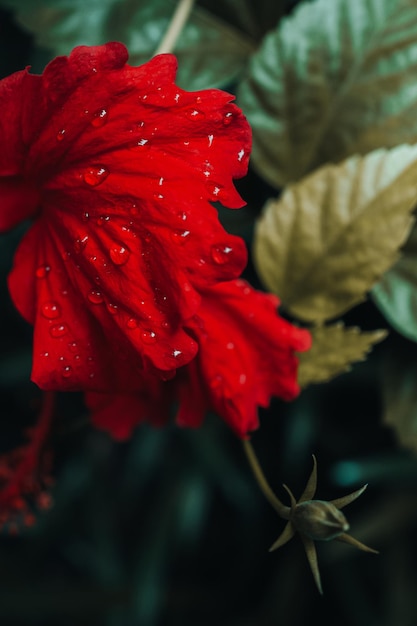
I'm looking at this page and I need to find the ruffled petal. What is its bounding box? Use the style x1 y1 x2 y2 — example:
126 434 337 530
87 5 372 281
1 43 251 390
177 280 312 438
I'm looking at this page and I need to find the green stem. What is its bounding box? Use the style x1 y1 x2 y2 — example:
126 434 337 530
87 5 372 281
242 439 290 519
154 0 195 55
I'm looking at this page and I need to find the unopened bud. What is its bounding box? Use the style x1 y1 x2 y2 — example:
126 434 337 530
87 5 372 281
292 500 349 541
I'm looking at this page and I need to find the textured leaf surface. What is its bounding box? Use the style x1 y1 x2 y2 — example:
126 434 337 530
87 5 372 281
298 323 387 387
237 0 417 187
253 145 417 322
372 223 417 342
0 0 254 90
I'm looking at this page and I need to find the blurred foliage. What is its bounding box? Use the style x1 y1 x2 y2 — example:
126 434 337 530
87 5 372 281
1 2 417 626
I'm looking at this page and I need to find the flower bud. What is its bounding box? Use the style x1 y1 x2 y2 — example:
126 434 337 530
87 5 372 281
292 499 349 541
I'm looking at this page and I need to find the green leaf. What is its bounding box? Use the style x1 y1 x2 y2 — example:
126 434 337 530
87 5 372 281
253 145 417 323
372 223 417 342
382 342 417 452
298 323 387 387
1 0 254 90
237 0 417 188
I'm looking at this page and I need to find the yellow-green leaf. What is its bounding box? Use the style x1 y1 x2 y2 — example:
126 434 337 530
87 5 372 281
237 0 417 188
298 324 388 387
253 145 417 323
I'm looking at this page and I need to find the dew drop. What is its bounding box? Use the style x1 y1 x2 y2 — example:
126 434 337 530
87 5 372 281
56 129 66 141
239 373 247 385
208 134 214 147
74 234 89 253
164 349 184 367
136 138 149 147
141 329 157 344
177 211 188 222
106 303 119 315
109 245 130 265
207 182 224 201
226 342 235 350
127 318 138 330
130 204 139 216
62 365 72 379
238 148 245 161
91 108 108 127
50 323 68 338
96 215 110 227
68 341 78 353
223 111 234 125
170 229 190 245
83 165 109 187
211 244 233 265
187 109 205 120
88 289 104 304
81 211 90 222
41 301 61 319
35 264 51 279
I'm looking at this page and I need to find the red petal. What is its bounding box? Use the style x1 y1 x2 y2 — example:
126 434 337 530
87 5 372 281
177 280 312 438
1 44 251 391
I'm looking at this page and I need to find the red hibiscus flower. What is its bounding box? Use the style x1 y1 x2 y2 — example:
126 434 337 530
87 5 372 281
0 42 250 392
0 42 311 527
86 279 311 440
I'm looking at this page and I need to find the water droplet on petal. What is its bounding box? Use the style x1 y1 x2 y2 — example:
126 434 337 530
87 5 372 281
41 301 61 319
226 342 235 350
91 109 108 127
207 182 224 201
50 324 68 338
96 215 110 227
239 374 247 385
211 244 233 264
223 111 234 125
74 234 89 253
164 349 184 368
136 138 149 147
238 148 245 161
141 329 157 344
109 245 130 265
187 109 205 120
208 134 214 147
210 374 224 391
127 318 138 329
56 129 66 141
81 211 90 222
130 204 139 216
106 303 119 315
88 289 104 304
62 365 72 378
68 341 78 353
83 165 109 187
170 229 190 245
35 264 51 279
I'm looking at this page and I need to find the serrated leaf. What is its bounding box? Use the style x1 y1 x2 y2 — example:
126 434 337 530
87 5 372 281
298 323 387 387
0 0 254 90
372 222 417 342
253 145 417 323
237 0 417 188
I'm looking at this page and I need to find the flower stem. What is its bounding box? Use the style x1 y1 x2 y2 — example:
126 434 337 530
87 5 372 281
154 0 195 55
242 439 290 519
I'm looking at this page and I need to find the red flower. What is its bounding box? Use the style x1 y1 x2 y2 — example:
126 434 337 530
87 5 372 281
0 42 250 392
86 279 311 440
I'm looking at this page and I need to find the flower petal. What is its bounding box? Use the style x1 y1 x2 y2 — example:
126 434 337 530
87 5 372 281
177 280 312 438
